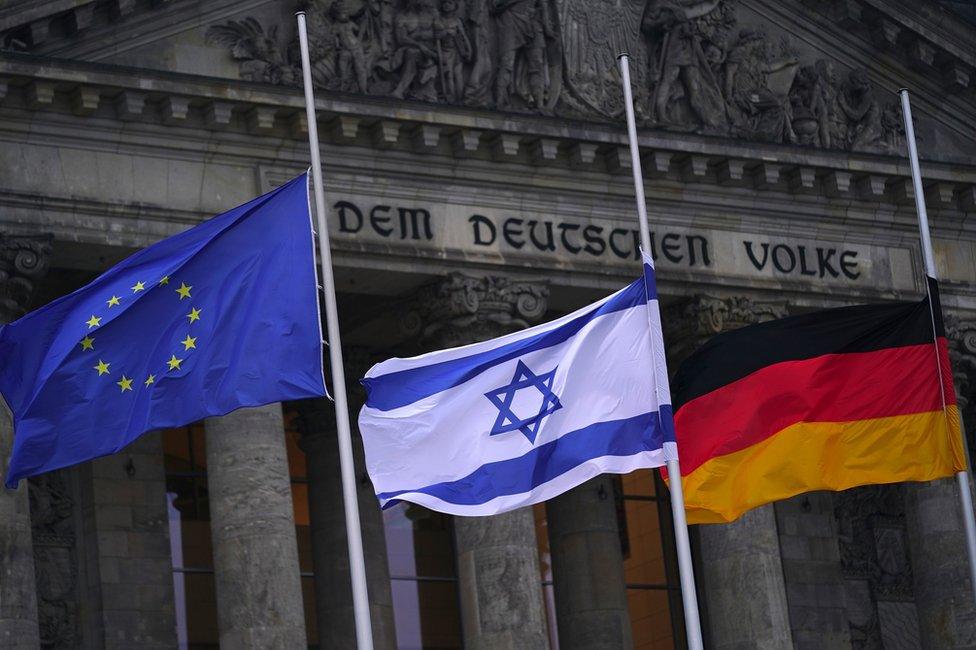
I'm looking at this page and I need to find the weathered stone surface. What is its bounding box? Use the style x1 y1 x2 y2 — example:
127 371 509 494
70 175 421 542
205 404 307 648
455 508 549 650
0 397 40 650
698 506 793 650
0 233 50 648
296 393 397 650
546 476 632 650
905 476 976 649
79 432 177 649
775 493 852 650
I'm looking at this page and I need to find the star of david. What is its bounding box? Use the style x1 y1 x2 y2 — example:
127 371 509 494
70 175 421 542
484 360 562 443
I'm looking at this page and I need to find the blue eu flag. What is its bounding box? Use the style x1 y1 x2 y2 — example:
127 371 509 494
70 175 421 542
0 173 327 487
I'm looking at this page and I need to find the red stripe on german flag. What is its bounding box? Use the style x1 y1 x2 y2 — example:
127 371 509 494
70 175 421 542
668 281 966 524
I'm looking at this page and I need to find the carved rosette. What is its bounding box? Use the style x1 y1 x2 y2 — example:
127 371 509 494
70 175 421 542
662 294 789 367
400 273 548 349
0 234 53 322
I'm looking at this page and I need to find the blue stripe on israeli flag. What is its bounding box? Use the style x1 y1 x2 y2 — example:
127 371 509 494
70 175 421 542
358 253 675 516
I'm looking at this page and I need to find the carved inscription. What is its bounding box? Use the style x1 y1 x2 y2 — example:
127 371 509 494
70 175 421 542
324 197 905 289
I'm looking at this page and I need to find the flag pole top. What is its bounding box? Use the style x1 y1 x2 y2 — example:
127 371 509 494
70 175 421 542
616 52 630 60
897 87 910 95
295 10 306 16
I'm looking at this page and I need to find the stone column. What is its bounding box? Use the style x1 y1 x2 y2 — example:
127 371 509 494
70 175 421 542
78 432 178 648
664 295 794 649
295 372 397 649
405 273 551 649
205 404 307 647
904 315 976 648
546 476 632 649
0 234 51 648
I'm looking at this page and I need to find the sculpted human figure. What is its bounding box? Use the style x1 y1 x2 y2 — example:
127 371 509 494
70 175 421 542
789 64 831 146
390 0 439 100
331 1 369 93
435 0 473 103
838 68 884 152
723 29 796 143
641 0 725 130
492 0 548 110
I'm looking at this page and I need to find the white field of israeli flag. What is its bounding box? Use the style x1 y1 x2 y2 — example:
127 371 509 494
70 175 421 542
358 253 676 516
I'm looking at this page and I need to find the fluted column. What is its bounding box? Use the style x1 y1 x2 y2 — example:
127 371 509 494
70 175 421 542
546 476 632 649
0 234 51 648
405 273 550 649
205 404 307 647
295 360 397 649
664 295 795 649
904 314 976 648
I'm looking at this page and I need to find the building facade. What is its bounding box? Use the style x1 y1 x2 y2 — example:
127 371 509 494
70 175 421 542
1 0 976 647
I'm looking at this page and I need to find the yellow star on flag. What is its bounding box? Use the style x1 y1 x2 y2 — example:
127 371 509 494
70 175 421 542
187 307 202 324
80 335 95 351
86 315 102 329
145 374 156 387
176 282 192 300
117 375 133 392
106 295 121 307
131 281 146 293
94 359 110 376
159 276 170 285
167 354 183 371
181 335 197 351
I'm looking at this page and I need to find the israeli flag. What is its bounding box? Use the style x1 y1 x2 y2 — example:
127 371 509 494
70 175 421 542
358 253 676 516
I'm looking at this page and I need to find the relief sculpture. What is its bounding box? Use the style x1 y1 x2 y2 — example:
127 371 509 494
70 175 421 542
207 0 906 154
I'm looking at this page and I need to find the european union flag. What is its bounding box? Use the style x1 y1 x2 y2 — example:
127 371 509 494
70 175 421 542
0 173 327 487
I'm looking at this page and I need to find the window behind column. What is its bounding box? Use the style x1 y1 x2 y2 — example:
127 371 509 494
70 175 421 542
162 406 317 648
533 469 687 649
382 503 462 648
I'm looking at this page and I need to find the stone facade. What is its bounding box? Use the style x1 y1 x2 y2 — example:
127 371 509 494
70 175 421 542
1 0 976 648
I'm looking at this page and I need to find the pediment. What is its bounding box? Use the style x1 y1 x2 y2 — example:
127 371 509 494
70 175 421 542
2 0 975 161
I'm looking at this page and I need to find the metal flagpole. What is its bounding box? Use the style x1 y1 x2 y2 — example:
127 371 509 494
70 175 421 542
296 12 375 649
899 88 976 608
618 52 705 650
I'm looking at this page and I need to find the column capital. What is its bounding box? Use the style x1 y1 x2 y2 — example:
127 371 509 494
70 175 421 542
400 273 549 348
0 234 53 321
663 293 789 365
945 312 976 416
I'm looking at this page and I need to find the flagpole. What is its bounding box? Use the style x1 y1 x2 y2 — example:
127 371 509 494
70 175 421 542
899 88 976 608
296 12 375 649
618 52 704 650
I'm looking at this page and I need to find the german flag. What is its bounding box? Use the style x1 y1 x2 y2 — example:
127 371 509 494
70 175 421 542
670 279 966 525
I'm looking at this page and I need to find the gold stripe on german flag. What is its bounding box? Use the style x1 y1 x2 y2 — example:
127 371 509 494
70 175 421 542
669 279 966 525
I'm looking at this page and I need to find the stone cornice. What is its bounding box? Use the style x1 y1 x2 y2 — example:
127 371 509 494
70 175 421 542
2 52 976 217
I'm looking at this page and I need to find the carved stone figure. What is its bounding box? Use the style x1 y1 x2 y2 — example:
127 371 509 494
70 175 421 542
205 0 918 153
434 0 472 103
839 69 885 152
492 0 559 112
331 0 370 93
205 18 297 85
724 29 798 142
390 0 440 100
641 0 727 131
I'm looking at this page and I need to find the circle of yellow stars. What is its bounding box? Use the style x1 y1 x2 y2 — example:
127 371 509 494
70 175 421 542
77 275 203 392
